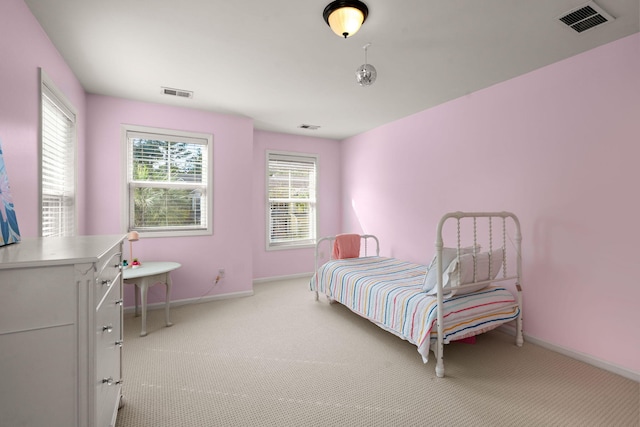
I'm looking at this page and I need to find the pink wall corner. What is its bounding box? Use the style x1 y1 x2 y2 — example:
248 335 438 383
341 33 640 374
0 0 87 237
85 95 255 305
252 130 342 280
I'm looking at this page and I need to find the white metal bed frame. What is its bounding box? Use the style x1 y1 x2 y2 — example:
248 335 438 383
313 211 524 378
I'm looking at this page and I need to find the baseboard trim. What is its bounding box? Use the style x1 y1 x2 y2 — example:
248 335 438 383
123 290 254 315
498 325 639 382
253 272 313 284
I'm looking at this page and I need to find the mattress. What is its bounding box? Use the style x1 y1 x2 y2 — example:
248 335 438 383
310 256 520 362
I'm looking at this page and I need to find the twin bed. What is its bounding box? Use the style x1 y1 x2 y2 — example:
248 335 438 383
310 211 523 378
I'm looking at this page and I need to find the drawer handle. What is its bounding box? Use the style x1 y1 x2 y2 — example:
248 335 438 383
115 340 124 347
102 377 123 386
101 279 112 286
102 324 113 333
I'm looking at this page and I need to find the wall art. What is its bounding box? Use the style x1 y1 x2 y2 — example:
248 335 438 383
0 139 20 246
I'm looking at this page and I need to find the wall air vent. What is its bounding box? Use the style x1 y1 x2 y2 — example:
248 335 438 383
558 2 614 33
161 87 193 99
298 124 320 130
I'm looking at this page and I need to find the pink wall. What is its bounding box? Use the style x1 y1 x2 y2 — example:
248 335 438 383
86 95 255 305
252 131 342 279
0 0 87 237
341 33 640 374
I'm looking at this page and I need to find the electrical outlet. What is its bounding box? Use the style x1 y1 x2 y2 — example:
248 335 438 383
218 268 225 278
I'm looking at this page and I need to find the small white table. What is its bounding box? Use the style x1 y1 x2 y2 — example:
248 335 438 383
122 261 181 337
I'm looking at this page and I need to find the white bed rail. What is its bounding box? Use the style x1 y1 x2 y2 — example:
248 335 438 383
434 211 523 378
313 234 380 301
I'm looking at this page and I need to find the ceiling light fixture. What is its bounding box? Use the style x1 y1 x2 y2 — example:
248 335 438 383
356 43 377 87
323 0 369 39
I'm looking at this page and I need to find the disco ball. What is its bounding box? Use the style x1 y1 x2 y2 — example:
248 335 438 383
356 63 377 87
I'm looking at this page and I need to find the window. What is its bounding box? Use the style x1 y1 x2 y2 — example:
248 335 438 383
123 125 212 237
266 151 317 249
40 71 77 237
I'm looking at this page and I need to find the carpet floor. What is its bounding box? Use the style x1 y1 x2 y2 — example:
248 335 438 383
115 277 639 426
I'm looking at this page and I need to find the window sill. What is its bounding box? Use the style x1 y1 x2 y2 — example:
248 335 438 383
266 243 315 251
131 229 212 239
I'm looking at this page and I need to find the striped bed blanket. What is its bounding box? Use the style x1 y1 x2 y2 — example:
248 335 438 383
310 256 520 362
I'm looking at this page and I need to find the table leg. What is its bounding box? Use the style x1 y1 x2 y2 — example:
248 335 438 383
134 283 140 317
140 280 148 337
165 273 173 327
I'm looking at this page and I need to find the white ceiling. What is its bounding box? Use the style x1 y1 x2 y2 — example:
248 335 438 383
25 0 639 140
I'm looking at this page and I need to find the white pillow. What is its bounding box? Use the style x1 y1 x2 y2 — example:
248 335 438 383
422 246 480 292
427 248 504 297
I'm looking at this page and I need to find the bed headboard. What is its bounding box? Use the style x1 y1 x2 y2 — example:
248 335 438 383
315 234 380 261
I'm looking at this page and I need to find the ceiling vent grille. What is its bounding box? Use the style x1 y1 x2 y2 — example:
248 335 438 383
558 2 614 33
161 87 193 99
298 124 320 130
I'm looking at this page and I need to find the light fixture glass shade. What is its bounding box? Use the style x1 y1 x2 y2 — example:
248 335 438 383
327 7 365 38
356 64 377 86
323 1 368 38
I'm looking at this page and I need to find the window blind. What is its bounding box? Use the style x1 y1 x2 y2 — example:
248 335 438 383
41 81 76 237
267 153 317 247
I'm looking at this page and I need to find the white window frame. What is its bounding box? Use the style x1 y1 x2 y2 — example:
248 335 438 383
39 69 77 237
265 150 318 251
121 124 213 238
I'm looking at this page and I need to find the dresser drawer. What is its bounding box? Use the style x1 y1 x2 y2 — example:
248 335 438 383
0 326 76 426
0 265 75 334
95 246 122 306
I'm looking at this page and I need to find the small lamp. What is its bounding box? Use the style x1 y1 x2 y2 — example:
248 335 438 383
323 0 369 39
127 231 139 267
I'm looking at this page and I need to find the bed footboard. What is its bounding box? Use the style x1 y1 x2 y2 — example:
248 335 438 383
434 211 523 378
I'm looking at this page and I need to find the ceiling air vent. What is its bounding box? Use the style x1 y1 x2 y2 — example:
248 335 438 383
161 87 193 99
558 2 614 33
298 124 320 130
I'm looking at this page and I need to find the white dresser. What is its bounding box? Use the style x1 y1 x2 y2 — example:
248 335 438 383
0 235 125 427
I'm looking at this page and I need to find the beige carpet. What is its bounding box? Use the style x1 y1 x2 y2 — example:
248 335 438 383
116 277 639 427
